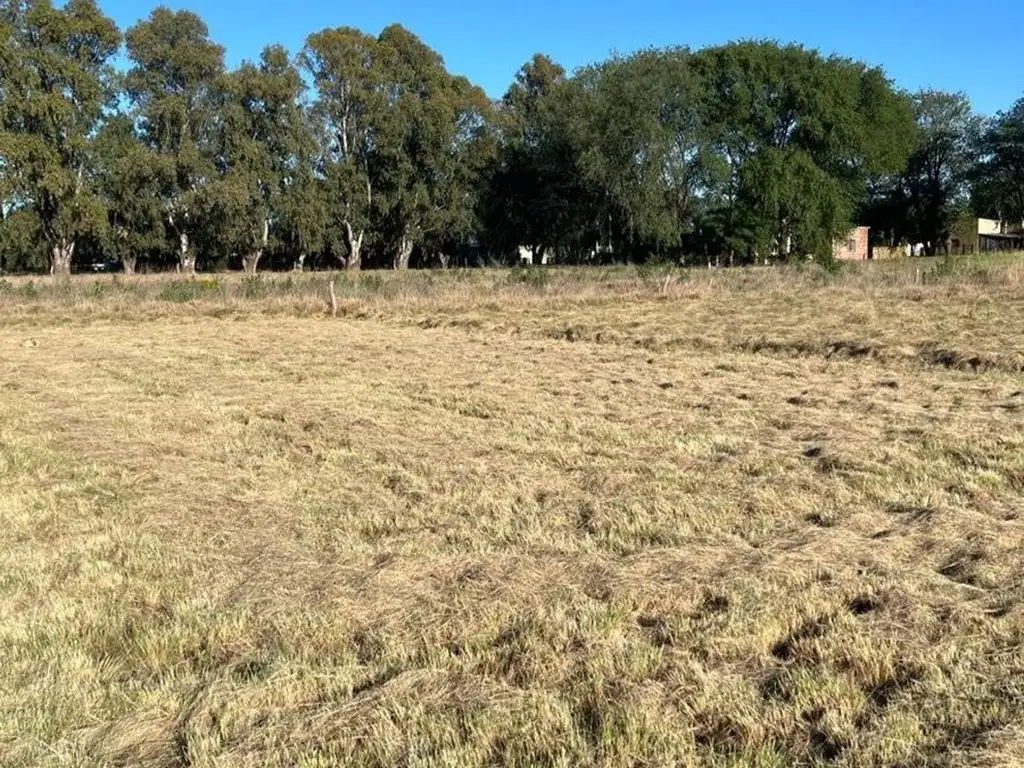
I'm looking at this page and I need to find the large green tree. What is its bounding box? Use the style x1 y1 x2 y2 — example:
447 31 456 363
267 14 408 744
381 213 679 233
94 115 165 274
372 25 490 269
300 27 380 270
125 7 224 273
424 75 495 267
211 45 305 273
277 110 329 271
481 54 597 263
902 91 981 255
972 96 1024 223
0 0 119 275
571 48 714 259
693 42 915 261
302 24 490 270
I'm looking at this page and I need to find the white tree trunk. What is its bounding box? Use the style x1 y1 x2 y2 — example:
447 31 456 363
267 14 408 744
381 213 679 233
50 238 75 276
179 232 196 275
438 251 451 269
122 255 137 275
343 221 363 271
242 251 262 274
293 252 307 272
243 219 269 274
394 236 413 270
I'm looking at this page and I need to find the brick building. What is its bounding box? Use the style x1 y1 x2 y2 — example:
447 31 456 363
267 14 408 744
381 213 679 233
833 226 870 261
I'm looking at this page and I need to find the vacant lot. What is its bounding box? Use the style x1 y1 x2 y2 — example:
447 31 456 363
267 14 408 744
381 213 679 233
1 261 1023 766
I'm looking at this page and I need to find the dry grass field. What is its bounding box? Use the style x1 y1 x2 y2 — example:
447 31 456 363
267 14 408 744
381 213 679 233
1 258 1023 766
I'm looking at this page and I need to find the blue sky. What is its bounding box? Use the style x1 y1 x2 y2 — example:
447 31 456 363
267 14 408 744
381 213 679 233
100 0 1023 115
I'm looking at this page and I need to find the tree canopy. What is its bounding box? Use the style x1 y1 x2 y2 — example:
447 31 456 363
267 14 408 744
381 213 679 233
0 1 1019 275
0 0 120 274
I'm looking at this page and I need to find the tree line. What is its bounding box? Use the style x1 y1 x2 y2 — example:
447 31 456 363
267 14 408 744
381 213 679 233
1 0 1022 275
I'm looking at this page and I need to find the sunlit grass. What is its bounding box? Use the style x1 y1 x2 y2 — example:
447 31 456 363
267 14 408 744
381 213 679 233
1 258 1022 765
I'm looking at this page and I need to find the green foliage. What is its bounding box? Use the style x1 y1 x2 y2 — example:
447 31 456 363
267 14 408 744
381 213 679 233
971 97 1024 222
0 0 121 274
300 26 381 270
0 6 1007 278
0 279 12 296
211 45 306 273
866 91 981 255
693 41 916 261
480 55 596 262
0 208 47 272
158 278 221 303
504 266 551 289
571 48 708 251
94 115 166 273
926 254 991 282
301 24 491 270
125 7 225 272
241 275 267 300
19 280 40 300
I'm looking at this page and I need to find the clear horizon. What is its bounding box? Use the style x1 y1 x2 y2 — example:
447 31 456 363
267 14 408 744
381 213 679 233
92 0 1023 116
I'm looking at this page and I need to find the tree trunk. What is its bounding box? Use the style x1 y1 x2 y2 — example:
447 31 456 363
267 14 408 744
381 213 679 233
344 222 363 271
293 252 306 272
122 255 137 275
243 219 268 274
394 236 413 270
50 238 74 276
179 232 196 275
242 250 262 274
438 251 451 269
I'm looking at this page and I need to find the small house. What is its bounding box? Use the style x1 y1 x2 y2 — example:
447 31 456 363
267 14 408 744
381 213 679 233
833 226 871 261
952 218 1024 254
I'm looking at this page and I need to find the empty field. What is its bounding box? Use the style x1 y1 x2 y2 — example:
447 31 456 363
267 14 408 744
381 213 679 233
1 261 1023 766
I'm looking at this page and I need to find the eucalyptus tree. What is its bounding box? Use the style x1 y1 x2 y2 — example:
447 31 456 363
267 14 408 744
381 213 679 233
125 8 224 273
422 75 495 267
277 110 328 271
94 115 166 274
481 54 596 262
300 26 380 270
211 45 305 273
0 0 119 275
372 24 490 269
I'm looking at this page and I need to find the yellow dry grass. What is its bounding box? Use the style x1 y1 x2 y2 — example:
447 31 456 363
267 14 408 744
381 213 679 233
1 259 1023 766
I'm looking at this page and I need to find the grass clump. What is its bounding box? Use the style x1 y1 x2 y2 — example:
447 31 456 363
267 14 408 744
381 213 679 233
18 280 40 300
504 265 552 289
157 277 222 303
241 274 268 300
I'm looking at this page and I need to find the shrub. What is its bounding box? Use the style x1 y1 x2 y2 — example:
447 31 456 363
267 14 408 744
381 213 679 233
636 262 679 284
359 274 389 296
241 275 267 300
926 255 989 283
158 278 221 303
504 266 551 289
